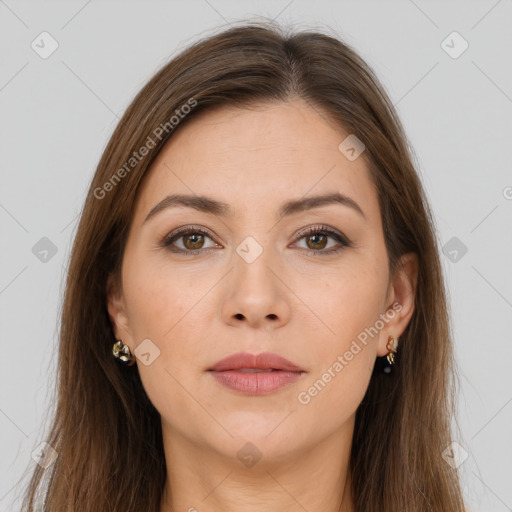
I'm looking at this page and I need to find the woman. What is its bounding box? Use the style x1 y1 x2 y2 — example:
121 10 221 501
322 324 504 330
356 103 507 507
21 19 467 512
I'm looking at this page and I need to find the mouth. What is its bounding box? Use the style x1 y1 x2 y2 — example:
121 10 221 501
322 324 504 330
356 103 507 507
207 352 306 395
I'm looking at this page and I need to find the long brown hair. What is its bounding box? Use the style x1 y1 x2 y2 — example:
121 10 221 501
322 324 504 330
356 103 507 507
19 18 466 511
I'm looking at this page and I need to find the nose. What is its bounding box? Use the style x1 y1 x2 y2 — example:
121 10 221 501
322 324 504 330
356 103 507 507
220 246 292 330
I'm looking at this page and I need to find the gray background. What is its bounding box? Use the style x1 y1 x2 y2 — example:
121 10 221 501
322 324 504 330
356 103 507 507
1 1 511 510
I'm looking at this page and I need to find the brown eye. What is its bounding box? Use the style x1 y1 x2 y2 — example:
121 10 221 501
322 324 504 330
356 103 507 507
293 226 351 255
162 227 219 254
182 233 205 250
305 233 328 250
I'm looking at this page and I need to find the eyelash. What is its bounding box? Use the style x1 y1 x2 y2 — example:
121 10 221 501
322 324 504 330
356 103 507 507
160 224 351 256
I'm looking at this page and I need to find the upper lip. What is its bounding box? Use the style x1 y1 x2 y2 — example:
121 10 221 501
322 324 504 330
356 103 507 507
208 352 305 372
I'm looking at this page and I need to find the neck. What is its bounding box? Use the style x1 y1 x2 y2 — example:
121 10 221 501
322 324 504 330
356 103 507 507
159 420 355 512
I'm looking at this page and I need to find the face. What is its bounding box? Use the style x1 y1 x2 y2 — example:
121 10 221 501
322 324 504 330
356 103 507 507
107 98 417 466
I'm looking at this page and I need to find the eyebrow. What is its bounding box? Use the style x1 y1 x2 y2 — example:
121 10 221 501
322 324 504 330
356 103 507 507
143 192 366 224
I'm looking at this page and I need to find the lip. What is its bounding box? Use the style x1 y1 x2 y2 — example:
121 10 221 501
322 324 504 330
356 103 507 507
207 352 306 395
209 352 304 372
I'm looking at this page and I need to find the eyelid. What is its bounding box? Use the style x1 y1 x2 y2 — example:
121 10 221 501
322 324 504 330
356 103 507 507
293 224 348 242
291 224 351 252
164 224 214 239
161 225 219 250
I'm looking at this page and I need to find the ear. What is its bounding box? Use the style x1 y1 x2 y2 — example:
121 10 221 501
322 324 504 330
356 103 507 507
376 252 419 357
106 272 134 346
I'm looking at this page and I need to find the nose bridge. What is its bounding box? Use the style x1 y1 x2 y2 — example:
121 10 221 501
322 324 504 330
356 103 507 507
220 231 291 328
232 232 276 298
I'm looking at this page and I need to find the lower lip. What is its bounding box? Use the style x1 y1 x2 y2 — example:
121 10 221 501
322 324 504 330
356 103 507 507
208 370 304 395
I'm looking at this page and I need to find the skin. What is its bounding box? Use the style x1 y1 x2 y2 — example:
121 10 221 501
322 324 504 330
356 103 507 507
107 98 418 512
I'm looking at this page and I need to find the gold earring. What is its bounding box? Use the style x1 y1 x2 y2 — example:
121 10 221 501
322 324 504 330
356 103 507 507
386 335 397 365
112 340 135 366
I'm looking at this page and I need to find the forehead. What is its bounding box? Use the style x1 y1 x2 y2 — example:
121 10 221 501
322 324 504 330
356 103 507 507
132 99 380 226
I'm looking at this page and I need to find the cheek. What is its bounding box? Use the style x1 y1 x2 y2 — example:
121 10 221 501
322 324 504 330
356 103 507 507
295 347 374 441
122 252 201 341
122 255 213 392
122 260 212 428
293 258 386 413
301 258 387 347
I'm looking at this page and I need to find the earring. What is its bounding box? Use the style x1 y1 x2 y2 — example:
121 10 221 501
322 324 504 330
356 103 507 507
383 335 398 374
112 340 135 366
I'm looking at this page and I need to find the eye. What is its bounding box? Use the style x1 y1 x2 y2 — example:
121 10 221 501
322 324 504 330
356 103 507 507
292 225 351 255
161 226 219 254
161 224 351 256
